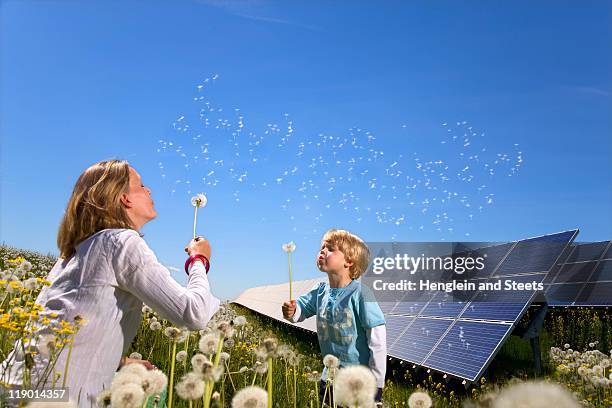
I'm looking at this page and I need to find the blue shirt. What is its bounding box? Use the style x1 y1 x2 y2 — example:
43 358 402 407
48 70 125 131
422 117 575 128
296 279 385 366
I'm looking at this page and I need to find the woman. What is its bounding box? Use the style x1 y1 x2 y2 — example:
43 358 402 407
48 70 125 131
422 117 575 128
0 160 220 407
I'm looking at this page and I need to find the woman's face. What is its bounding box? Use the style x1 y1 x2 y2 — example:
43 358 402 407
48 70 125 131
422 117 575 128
122 167 157 230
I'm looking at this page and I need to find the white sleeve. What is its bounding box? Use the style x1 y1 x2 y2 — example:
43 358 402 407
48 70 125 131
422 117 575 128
367 324 387 388
112 231 220 330
288 304 303 323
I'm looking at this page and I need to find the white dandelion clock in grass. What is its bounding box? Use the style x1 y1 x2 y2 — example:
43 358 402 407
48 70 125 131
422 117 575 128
323 354 339 373
492 381 580 408
129 352 142 360
282 241 296 300
199 333 220 354
334 365 377 408
150 321 162 331
111 383 145 408
408 391 433 408
233 315 247 326
142 369 168 396
111 371 142 393
231 386 268 408
164 326 188 343
176 350 188 363
96 389 112 407
37 333 57 358
118 362 148 378
176 372 205 403
191 353 210 372
191 193 207 238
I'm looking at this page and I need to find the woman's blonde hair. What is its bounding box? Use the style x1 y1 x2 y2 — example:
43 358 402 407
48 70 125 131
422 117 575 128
57 160 133 258
322 229 370 279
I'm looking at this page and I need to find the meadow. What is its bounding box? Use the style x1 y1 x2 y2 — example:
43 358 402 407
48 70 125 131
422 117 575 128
0 246 610 407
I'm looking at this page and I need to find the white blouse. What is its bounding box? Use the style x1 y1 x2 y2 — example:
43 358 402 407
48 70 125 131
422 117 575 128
0 228 220 407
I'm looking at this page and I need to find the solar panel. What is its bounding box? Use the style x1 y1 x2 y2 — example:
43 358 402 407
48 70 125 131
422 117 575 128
589 259 612 281
422 321 513 381
544 241 612 306
566 241 608 263
389 318 453 364
384 230 577 381
605 244 612 260
385 315 416 350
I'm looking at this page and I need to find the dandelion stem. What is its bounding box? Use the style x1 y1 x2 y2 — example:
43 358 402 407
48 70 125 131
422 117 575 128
167 342 177 408
288 252 293 301
293 365 297 408
203 333 224 408
193 206 198 239
267 356 273 408
183 333 190 371
224 360 236 391
61 334 75 388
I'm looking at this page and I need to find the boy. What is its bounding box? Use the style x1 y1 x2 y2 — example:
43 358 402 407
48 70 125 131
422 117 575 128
282 229 386 404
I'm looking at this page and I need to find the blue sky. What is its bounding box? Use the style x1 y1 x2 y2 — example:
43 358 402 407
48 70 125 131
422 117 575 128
1 0 610 300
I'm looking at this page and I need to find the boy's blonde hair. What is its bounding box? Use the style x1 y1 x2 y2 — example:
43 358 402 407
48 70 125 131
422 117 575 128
57 160 133 259
322 229 370 279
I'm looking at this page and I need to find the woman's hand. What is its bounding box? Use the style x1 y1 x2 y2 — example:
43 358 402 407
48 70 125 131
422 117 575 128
185 236 212 259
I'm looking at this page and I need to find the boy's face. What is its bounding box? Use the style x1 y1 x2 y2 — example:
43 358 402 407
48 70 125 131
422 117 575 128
316 240 352 274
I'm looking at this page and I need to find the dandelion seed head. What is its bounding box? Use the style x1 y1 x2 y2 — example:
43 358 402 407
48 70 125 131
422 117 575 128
217 321 235 338
191 353 210 372
142 369 168 396
37 334 57 358
96 389 112 407
233 316 247 326
323 354 339 369
282 241 296 253
231 385 267 408
118 363 147 379
199 333 220 354
408 391 433 408
129 352 142 360
176 350 188 362
253 360 268 374
333 365 377 408
175 372 205 401
191 193 208 208
164 327 188 343
110 383 145 408
492 381 579 408
111 372 141 394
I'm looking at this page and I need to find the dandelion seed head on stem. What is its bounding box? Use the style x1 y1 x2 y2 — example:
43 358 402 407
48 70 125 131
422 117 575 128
199 333 219 354
175 372 205 401
111 383 145 408
142 369 168 396
231 385 267 408
334 365 377 408
176 350 187 362
408 391 433 408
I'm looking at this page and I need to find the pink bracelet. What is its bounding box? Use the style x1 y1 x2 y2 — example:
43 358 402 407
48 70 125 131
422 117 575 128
184 254 210 275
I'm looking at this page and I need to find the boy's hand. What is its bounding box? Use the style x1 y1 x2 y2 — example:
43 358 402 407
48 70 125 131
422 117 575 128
282 300 296 319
